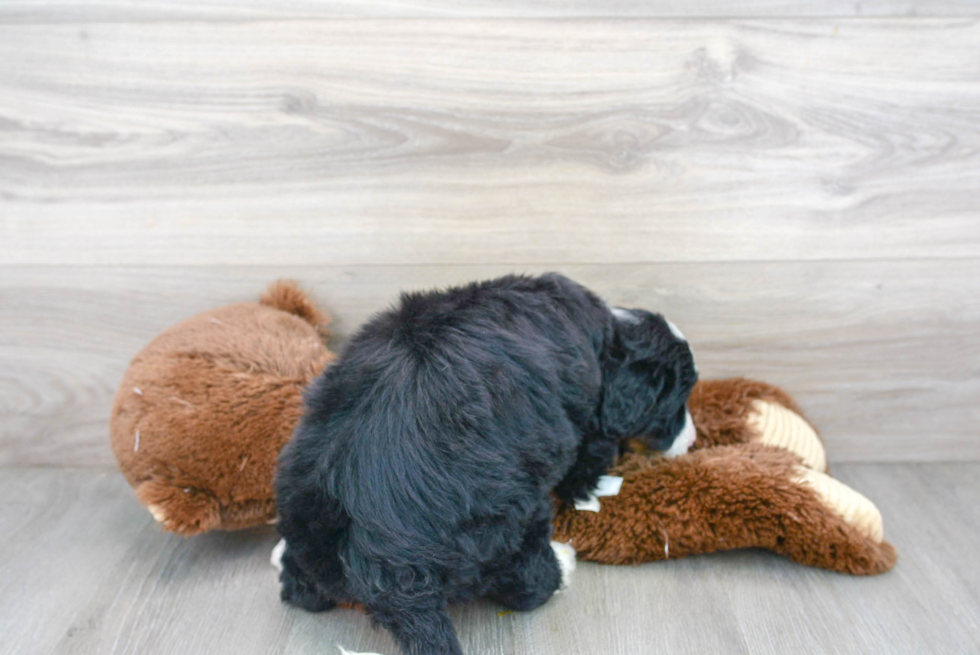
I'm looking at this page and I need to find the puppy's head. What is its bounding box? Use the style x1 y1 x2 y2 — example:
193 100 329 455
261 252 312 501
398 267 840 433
601 308 698 457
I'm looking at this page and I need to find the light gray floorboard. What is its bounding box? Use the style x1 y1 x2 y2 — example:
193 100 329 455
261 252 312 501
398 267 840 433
3 262 978 466
2 14 978 470
2 20 979 266
2 0 979 22
1 6 976 653
1 464 977 655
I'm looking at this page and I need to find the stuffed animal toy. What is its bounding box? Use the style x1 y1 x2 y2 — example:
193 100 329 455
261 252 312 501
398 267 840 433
110 288 897 576
109 281 335 536
552 378 898 575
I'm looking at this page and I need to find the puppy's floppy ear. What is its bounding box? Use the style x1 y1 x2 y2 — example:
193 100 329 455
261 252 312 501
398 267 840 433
600 358 673 440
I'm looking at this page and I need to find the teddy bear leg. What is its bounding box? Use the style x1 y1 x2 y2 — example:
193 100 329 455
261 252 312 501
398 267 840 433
746 400 827 472
134 479 221 536
792 467 885 543
487 510 576 611
688 378 827 472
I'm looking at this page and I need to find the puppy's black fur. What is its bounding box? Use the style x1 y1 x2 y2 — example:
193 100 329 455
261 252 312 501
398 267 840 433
275 273 697 655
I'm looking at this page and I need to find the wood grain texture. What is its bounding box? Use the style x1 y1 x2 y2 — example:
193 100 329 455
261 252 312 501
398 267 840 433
1 464 977 655
2 0 980 22
1 9 977 652
2 261 977 466
2 19 979 265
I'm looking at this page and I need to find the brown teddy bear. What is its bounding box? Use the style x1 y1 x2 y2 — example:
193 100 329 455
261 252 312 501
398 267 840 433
552 378 897 575
109 286 896 576
109 281 335 536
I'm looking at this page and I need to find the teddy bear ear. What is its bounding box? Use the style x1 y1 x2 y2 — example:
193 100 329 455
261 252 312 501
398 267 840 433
260 279 332 334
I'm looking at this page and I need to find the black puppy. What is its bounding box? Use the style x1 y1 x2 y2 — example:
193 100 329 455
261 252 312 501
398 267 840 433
273 273 697 655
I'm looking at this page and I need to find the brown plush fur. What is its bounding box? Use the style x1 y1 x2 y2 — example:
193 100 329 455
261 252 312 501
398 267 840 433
109 281 335 536
553 378 897 575
111 299 896 576
688 377 808 450
622 378 810 457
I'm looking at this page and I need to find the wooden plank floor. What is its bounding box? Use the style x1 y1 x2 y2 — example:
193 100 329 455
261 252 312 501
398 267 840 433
2 463 977 655
2 11 978 469
1 3 978 654
4 0 980 22
2 5 979 466
2 20 979 267
3 262 979 467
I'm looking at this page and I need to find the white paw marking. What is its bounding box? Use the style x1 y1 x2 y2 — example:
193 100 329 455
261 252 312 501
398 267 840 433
338 647 385 655
665 318 686 341
574 494 601 512
550 540 577 591
271 538 286 572
574 476 624 512
593 475 623 497
663 409 696 458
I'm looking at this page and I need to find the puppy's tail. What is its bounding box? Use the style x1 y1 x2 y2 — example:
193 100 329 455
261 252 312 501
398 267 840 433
375 605 463 655
260 279 332 333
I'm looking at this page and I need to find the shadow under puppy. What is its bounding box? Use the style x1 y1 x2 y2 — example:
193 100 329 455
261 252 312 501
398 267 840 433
274 273 698 655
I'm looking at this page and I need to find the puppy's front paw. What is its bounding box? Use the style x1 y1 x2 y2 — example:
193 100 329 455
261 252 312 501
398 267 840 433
573 493 601 512
550 540 577 591
572 476 623 512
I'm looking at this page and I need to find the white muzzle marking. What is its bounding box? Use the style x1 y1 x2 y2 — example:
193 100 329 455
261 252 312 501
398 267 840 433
663 409 696 458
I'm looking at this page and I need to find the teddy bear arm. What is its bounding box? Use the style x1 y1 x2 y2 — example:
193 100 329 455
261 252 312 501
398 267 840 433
686 379 827 472
553 445 895 575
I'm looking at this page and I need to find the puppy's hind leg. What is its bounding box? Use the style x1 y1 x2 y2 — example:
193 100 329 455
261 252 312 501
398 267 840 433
488 507 576 612
275 540 338 613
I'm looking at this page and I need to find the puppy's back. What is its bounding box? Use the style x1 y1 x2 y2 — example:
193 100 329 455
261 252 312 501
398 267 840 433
280 274 608 570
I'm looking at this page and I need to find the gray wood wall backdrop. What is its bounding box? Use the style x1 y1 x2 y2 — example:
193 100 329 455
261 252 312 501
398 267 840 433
1 2 978 467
